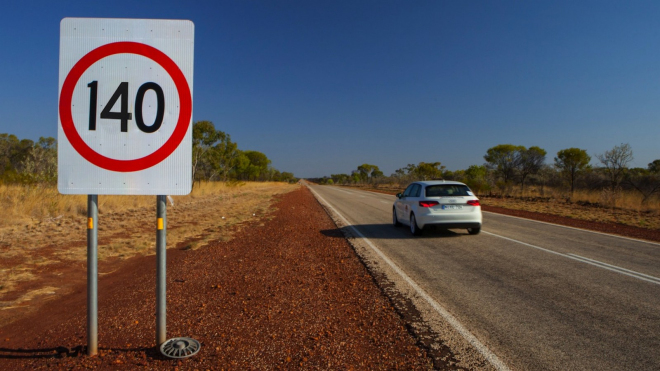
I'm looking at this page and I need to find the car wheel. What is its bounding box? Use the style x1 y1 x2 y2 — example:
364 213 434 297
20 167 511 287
410 213 423 236
468 227 481 235
393 208 402 227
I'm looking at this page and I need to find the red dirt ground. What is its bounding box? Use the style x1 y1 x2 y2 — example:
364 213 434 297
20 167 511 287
0 186 434 370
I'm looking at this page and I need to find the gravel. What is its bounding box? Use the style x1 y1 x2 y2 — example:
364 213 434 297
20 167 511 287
0 186 434 370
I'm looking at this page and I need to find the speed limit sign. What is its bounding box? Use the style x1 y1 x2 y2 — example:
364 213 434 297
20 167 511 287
58 18 194 195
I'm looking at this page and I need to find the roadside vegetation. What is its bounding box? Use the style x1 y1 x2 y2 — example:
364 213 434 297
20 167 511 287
0 121 297 224
0 180 298 317
0 123 299 310
192 120 296 184
312 143 660 229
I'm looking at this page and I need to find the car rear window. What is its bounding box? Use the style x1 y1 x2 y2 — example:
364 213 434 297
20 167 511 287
425 185 472 197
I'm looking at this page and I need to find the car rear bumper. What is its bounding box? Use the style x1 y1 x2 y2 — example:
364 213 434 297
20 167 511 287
415 207 482 229
421 221 482 229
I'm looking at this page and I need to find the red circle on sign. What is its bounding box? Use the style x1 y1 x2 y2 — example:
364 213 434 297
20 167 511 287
59 42 192 172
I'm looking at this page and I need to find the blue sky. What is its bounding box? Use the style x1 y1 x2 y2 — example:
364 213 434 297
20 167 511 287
1 1 659 178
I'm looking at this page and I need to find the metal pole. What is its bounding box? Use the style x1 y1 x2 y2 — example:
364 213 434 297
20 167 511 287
87 195 98 356
156 195 167 346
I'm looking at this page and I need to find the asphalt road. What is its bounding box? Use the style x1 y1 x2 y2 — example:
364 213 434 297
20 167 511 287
308 184 660 371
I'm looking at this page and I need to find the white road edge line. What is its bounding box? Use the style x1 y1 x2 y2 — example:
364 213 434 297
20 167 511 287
483 210 660 246
568 254 660 284
309 186 511 371
482 231 660 286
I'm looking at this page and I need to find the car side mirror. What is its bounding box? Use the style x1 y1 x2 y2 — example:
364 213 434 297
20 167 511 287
396 193 403 199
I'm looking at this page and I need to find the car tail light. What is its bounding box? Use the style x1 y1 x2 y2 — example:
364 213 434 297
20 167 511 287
419 201 439 208
467 200 480 206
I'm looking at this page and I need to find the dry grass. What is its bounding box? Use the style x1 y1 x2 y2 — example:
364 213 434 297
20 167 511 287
480 196 660 229
0 181 299 308
0 286 58 311
0 181 296 226
0 268 34 293
344 183 660 230
362 182 659 211
480 185 660 230
517 186 660 213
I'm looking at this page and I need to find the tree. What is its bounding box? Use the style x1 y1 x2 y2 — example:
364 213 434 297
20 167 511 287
554 148 591 198
625 167 660 205
192 121 221 184
464 165 490 195
442 169 455 180
596 143 633 188
484 144 524 186
517 146 547 194
22 137 57 183
535 164 555 197
412 162 445 180
279 172 296 183
392 162 445 181
356 164 382 183
241 150 271 181
648 159 660 174
232 151 251 180
331 174 350 184
392 167 408 179
208 132 239 181
192 122 273 183
0 134 17 176
0 134 37 183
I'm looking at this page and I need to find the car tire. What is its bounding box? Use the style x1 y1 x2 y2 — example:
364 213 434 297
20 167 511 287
393 208 402 227
410 213 423 236
468 227 481 235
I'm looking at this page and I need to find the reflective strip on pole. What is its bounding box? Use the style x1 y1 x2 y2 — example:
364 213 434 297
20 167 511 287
87 195 98 356
156 195 167 345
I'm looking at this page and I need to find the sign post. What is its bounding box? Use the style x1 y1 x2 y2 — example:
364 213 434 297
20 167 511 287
58 18 194 357
156 195 167 345
87 195 98 355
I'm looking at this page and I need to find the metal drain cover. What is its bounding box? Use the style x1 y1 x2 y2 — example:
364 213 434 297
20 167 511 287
160 337 201 359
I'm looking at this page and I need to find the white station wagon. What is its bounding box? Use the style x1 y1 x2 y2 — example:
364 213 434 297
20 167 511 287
393 180 482 236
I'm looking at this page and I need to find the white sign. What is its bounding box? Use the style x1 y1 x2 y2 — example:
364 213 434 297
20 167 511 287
58 18 194 195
